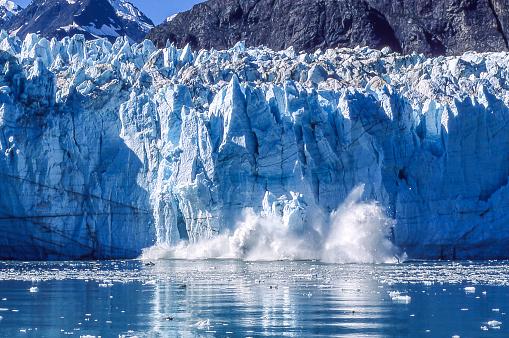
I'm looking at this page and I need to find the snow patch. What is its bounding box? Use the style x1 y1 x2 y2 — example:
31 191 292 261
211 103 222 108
83 24 120 38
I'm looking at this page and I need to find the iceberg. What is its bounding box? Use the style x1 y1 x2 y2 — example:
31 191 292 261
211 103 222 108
1 33 509 260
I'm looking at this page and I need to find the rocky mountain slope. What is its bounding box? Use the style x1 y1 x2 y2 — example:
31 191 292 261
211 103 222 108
0 0 20 27
3 0 154 42
147 0 509 56
1 32 509 259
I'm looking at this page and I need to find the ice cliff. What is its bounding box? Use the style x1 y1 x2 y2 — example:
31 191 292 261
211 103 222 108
1 31 509 260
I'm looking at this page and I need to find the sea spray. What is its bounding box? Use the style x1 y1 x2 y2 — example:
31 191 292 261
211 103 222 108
321 185 398 263
142 185 401 263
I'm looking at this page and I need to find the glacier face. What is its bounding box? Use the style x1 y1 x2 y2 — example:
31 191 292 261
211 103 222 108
1 32 509 259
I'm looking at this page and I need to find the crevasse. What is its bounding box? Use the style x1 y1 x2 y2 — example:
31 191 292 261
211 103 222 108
1 31 509 260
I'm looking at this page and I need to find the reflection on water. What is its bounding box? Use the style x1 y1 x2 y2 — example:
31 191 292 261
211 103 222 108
146 262 391 337
0 260 507 337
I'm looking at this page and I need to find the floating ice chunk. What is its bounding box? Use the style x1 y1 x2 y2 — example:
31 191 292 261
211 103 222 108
193 319 211 329
481 326 488 331
392 295 412 303
98 283 113 287
487 320 502 328
452 335 460 338
464 287 476 294
389 291 411 303
389 291 400 298
29 287 38 293
0 316 2 320
492 309 500 312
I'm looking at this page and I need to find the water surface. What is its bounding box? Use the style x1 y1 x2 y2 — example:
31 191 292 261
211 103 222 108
0 260 507 337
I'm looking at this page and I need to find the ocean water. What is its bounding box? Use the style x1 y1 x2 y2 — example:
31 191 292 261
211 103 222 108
0 260 507 337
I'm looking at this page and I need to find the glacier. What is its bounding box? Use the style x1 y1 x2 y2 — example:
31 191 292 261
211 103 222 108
1 31 509 260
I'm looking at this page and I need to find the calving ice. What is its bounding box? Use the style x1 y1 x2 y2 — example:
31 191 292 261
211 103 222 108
142 185 400 263
1 32 509 260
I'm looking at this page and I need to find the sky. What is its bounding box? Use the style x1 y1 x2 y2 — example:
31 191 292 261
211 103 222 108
15 0 204 24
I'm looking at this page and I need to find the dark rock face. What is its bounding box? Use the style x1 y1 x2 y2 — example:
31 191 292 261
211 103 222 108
147 0 509 56
7 0 154 42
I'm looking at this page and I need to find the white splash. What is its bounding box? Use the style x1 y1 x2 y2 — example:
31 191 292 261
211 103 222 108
321 185 398 263
142 185 401 263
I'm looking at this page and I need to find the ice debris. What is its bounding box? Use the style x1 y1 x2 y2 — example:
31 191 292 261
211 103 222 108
464 287 476 294
486 320 502 329
389 291 411 304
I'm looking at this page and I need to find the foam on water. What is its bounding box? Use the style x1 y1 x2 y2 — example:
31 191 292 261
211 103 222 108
142 186 401 263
